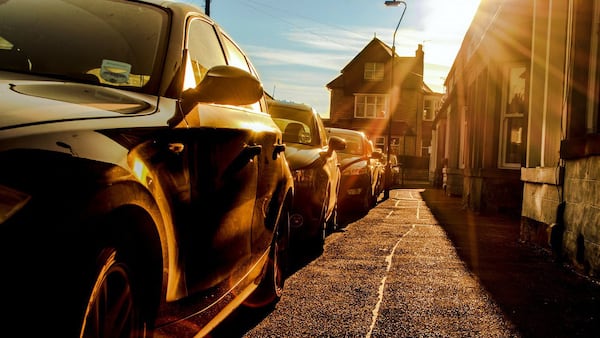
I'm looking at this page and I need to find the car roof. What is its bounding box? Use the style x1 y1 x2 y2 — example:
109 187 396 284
139 0 203 11
326 127 366 138
267 99 314 112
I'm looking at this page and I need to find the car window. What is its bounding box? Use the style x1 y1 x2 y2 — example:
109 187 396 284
0 0 167 93
185 18 227 91
222 35 250 73
315 114 329 147
221 34 263 112
344 135 364 155
274 120 310 144
269 104 319 145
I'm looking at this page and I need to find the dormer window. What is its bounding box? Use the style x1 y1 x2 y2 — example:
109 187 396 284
364 62 384 81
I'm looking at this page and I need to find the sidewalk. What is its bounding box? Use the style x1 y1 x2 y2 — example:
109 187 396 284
416 187 600 337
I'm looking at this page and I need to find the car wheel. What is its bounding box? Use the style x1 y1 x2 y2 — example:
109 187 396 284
245 206 289 308
305 218 327 255
80 248 149 338
362 189 372 213
317 220 327 249
370 187 378 208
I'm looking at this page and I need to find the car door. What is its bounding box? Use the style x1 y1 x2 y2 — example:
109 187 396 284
178 17 256 295
220 32 284 264
315 114 340 221
364 138 377 197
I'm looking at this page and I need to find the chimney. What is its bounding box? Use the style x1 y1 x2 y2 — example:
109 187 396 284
416 44 424 57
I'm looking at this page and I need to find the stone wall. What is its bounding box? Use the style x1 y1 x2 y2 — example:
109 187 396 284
563 156 600 277
520 180 562 250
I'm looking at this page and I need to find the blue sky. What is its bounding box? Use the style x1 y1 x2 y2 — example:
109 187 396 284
185 0 480 118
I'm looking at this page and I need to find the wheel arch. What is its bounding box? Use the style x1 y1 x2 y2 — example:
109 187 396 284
89 204 164 322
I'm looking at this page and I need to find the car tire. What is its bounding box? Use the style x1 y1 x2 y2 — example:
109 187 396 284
80 247 149 338
370 188 378 208
245 206 289 308
362 189 372 213
305 219 327 255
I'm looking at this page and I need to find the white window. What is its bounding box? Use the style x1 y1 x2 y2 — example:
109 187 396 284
499 64 527 168
364 62 384 81
374 136 385 151
354 94 387 118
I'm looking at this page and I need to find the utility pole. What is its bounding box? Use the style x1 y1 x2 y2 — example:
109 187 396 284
383 0 407 200
205 0 210 16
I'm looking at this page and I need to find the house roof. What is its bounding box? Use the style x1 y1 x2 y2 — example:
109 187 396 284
341 37 393 73
326 37 428 90
326 37 392 89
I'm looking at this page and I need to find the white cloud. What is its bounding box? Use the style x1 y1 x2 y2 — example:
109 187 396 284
244 45 349 72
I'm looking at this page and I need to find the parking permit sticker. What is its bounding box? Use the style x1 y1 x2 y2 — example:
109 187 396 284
100 59 131 84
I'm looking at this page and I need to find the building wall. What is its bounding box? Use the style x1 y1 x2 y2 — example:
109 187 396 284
520 0 569 250
327 40 427 160
434 0 532 214
432 0 600 279
520 0 600 279
562 156 600 277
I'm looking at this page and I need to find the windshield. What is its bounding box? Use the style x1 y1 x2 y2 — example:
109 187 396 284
269 106 317 146
0 0 168 93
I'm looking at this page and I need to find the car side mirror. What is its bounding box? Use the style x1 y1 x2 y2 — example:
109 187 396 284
327 136 346 156
371 151 383 160
183 65 264 106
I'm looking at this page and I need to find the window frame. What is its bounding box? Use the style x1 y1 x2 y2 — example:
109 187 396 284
423 99 434 121
354 94 387 119
374 136 385 152
498 63 527 169
364 62 384 81
586 0 600 133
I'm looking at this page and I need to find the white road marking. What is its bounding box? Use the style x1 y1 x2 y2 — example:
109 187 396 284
366 224 416 338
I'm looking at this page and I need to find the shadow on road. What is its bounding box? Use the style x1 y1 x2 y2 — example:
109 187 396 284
420 188 600 338
209 207 371 338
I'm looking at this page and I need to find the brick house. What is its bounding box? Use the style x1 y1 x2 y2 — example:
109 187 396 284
431 0 600 278
325 38 439 164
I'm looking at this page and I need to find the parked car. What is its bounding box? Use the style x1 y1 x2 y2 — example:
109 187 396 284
326 128 383 213
389 154 401 186
371 146 387 197
267 99 345 252
0 0 294 336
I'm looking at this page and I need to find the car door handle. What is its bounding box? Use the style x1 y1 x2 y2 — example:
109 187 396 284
273 144 285 160
168 142 185 154
243 144 262 159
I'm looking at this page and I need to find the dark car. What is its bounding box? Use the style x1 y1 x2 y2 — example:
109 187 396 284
326 127 383 213
0 0 294 336
267 99 345 252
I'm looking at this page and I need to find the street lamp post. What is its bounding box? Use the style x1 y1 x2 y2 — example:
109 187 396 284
401 127 415 186
383 0 407 200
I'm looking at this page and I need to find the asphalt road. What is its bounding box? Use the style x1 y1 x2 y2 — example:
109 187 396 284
210 188 600 338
